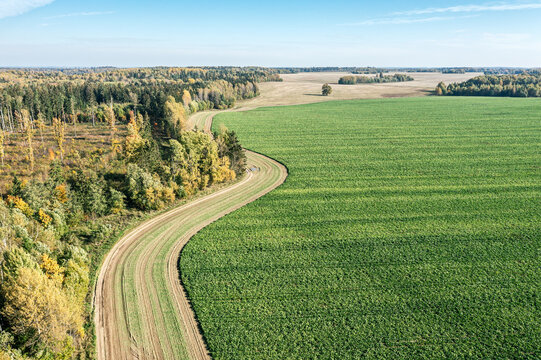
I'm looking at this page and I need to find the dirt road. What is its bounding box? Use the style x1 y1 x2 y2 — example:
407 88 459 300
94 71 475 360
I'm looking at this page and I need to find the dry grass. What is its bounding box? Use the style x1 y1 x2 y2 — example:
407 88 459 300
247 72 481 108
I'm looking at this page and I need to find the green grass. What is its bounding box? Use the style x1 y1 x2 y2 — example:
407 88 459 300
181 97 541 359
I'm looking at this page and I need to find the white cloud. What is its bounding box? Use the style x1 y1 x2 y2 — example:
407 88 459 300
44 11 115 20
483 32 531 42
394 2 541 16
342 2 541 27
0 0 54 19
341 15 475 26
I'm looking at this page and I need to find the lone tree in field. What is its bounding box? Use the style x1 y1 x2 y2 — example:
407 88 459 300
322 83 332 96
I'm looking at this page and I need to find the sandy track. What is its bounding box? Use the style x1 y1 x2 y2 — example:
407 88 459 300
94 71 476 360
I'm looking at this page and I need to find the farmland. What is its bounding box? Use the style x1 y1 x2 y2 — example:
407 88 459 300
181 97 541 359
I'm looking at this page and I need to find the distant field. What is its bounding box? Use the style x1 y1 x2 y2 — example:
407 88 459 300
181 97 541 359
249 72 480 108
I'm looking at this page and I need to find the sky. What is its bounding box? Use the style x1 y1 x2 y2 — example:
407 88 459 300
0 0 540 67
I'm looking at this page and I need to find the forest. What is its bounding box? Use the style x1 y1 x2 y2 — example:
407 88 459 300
0 67 282 128
0 67 270 359
338 73 414 85
436 73 541 97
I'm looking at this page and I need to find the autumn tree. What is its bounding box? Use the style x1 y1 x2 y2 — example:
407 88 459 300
164 96 186 137
108 187 125 214
182 89 192 107
70 113 78 137
0 128 4 167
104 104 117 140
126 163 173 210
35 113 46 148
53 117 66 161
40 253 64 284
435 82 447 96
177 131 234 190
1 267 81 354
18 110 34 172
62 246 90 315
104 104 120 153
124 111 148 162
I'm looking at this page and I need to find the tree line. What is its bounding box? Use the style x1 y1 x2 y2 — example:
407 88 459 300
271 67 541 75
435 74 541 97
0 67 283 135
338 73 414 85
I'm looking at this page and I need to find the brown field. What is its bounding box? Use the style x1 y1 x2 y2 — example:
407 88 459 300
252 71 481 107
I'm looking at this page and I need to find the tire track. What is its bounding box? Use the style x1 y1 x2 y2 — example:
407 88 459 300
94 109 287 359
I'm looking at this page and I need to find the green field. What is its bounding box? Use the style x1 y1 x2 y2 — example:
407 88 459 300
181 97 541 359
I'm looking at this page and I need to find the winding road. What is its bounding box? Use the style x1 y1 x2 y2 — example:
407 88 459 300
94 111 287 360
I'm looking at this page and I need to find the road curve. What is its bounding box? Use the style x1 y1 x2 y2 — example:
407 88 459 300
94 112 287 359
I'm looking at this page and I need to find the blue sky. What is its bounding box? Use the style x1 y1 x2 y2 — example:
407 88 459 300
0 0 540 67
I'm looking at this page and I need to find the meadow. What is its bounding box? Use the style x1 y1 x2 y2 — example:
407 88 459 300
181 97 541 359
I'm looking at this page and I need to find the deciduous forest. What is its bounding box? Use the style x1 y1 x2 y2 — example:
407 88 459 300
435 73 541 97
0 67 274 359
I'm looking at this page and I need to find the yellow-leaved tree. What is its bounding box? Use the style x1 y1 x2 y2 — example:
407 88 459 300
53 117 66 161
182 89 192 107
40 253 64 284
35 113 46 147
164 96 186 136
0 128 5 167
124 111 147 162
1 267 82 354
104 105 116 140
18 110 34 172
